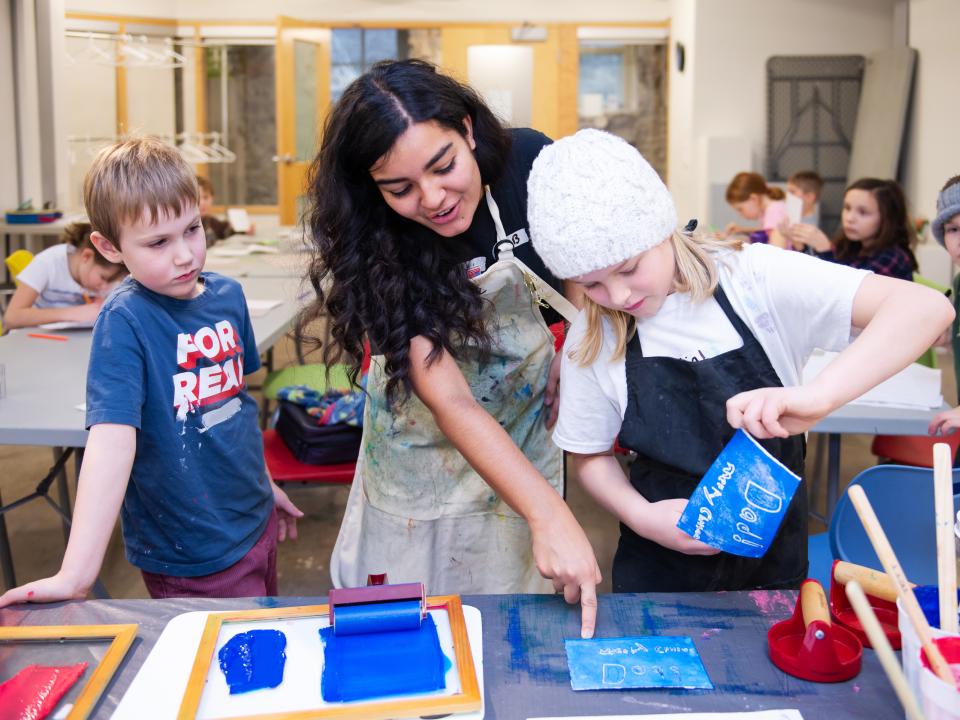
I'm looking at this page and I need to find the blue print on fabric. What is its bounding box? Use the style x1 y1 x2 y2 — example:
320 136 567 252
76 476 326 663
218 629 287 695
677 429 800 558
319 613 445 702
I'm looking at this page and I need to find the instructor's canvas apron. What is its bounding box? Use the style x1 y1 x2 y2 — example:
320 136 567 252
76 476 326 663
330 190 576 594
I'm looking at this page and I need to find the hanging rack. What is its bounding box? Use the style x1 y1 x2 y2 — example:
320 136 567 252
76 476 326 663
64 30 185 69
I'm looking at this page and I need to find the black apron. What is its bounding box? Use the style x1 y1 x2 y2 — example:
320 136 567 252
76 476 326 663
614 285 807 593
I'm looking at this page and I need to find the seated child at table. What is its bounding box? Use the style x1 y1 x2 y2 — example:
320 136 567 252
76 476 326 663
526 129 953 592
2 222 125 330
723 171 788 248
0 137 303 607
782 178 918 281
927 174 960 437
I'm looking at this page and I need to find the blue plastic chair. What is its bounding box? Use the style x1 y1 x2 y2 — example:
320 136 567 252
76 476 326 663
827 464 960 586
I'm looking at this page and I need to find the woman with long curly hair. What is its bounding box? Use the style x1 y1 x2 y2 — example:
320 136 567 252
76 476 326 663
300 59 600 637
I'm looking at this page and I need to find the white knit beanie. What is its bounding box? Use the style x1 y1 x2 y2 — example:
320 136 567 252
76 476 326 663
528 128 677 279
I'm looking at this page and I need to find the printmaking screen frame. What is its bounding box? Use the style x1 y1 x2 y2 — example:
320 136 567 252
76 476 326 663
177 595 481 720
0 623 138 720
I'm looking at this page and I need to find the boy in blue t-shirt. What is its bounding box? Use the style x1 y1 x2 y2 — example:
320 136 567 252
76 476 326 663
0 137 302 606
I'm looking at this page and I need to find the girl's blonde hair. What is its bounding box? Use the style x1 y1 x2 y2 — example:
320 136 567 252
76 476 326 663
570 228 744 366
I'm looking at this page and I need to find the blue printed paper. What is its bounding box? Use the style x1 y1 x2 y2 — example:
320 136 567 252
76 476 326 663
677 429 800 558
564 636 713 691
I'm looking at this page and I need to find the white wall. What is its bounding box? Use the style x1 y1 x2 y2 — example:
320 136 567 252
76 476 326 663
669 0 897 224
0 3 18 211
903 0 960 283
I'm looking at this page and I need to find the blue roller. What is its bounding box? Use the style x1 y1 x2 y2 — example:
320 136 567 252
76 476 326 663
334 599 422 636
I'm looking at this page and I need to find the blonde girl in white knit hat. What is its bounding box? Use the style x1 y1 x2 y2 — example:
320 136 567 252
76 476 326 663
528 128 954 593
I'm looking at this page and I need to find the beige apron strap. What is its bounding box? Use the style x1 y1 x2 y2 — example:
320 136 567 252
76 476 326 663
484 186 579 325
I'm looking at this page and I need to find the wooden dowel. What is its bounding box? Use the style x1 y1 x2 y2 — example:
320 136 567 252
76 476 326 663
846 581 926 720
800 581 831 626
833 560 907 603
933 443 958 635
847 485 954 685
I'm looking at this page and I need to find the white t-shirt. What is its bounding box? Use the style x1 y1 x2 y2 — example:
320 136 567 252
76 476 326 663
553 243 870 455
16 244 88 308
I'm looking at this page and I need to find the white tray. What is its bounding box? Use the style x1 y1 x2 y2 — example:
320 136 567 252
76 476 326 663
113 605 484 719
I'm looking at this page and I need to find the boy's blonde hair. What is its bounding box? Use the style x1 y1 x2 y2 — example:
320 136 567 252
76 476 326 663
570 228 744 366
83 137 198 248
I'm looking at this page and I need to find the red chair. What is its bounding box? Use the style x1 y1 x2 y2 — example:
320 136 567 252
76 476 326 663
263 429 355 486
871 433 960 468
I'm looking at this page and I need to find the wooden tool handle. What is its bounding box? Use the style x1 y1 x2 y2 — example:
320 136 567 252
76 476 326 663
848 485 955 685
801 581 831 627
833 561 905 602
846 581 925 720
933 442 959 635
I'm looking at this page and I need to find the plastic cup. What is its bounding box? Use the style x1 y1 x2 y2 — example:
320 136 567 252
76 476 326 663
898 597 960 718
918 636 960 720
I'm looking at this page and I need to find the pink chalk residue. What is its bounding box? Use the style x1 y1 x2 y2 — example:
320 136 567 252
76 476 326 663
748 590 795 616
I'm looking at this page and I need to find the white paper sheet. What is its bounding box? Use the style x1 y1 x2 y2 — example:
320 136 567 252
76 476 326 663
226 208 252 233
209 244 279 257
785 193 803 225
246 298 283 317
802 350 943 409
530 711 804 720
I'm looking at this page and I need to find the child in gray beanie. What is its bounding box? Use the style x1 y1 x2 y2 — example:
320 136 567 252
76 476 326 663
527 128 955 593
926 174 960 438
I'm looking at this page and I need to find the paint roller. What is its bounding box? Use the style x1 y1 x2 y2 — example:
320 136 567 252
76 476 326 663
328 582 426 636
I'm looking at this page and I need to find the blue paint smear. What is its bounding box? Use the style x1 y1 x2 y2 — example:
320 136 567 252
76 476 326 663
218 629 287 695
914 585 960 629
319 614 445 702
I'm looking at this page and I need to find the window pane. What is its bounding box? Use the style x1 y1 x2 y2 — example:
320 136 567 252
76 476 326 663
364 29 397 65
294 40 318 162
332 28 362 66
331 64 361 104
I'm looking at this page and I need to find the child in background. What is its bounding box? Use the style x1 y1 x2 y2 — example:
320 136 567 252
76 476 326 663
197 175 235 246
782 178 917 281
527 129 953 592
724 171 788 248
927 175 960 437
0 138 303 607
2 222 125 330
787 170 823 228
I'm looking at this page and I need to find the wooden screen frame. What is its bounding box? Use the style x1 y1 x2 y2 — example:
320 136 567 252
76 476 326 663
0 623 138 720
177 595 480 720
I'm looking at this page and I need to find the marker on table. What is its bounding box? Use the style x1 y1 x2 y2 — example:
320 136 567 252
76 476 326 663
27 333 68 342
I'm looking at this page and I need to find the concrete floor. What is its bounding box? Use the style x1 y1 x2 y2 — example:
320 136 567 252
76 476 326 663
0 338 954 599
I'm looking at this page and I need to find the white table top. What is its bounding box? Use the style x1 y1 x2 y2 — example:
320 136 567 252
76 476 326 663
0 215 86 236
0 273 305 447
809 400 946 436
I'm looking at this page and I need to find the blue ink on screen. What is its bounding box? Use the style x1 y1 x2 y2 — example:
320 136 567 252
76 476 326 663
677 430 800 557
218 629 287 695
564 635 713 691
319 613 445 702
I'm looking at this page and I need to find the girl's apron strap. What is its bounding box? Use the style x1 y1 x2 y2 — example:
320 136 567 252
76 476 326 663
484 186 579 325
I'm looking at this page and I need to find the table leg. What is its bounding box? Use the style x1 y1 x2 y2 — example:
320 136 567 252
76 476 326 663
826 433 842 520
53 447 72 544
0 487 16 589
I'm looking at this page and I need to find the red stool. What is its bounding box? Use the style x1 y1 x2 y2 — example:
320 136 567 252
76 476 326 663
263 429 355 485
871 433 960 467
